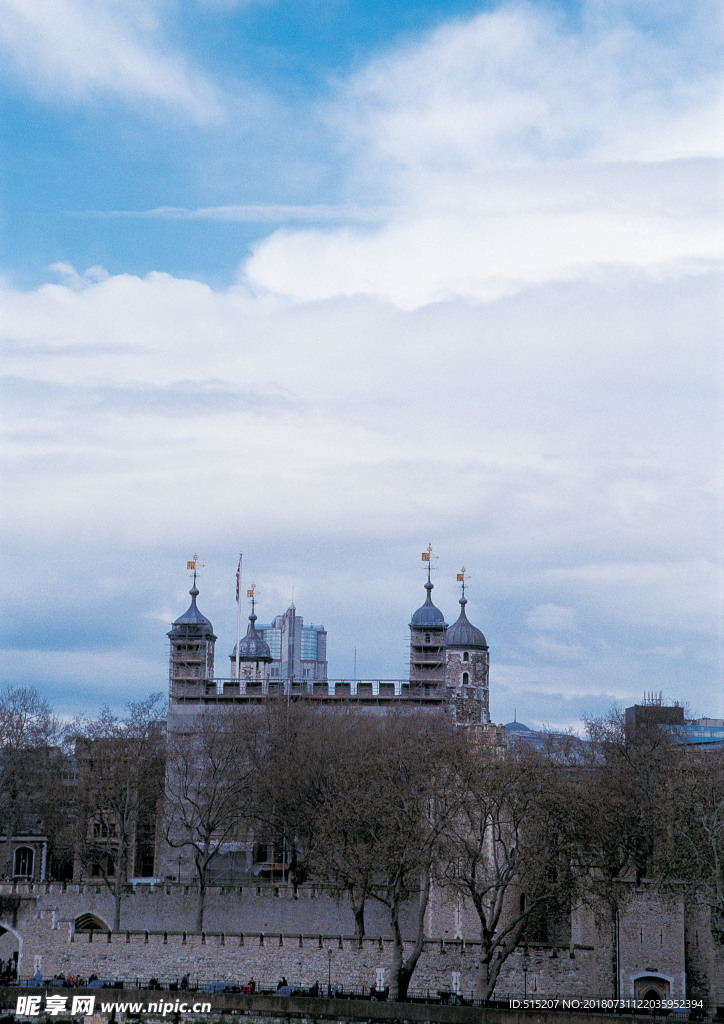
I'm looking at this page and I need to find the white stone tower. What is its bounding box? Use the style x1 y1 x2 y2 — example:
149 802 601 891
409 545 447 690
167 561 216 701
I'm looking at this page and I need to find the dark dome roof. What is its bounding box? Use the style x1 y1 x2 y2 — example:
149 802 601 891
167 585 216 639
232 612 272 662
445 598 487 648
410 580 447 628
504 720 532 733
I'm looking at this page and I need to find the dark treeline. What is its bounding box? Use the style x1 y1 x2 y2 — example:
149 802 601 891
1 686 722 999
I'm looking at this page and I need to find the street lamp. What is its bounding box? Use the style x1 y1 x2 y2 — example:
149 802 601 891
327 949 332 996
522 959 530 999
177 856 182 883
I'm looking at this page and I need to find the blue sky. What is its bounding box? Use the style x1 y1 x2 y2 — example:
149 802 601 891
0 0 721 729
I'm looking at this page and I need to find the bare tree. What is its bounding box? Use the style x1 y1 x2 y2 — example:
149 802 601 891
255 706 459 994
301 710 459 998
301 711 382 938
163 707 257 932
367 712 461 1000
0 686 59 879
637 743 723 926
576 708 703 992
73 695 166 931
441 738 580 1001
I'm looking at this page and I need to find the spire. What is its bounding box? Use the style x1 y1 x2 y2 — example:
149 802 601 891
446 568 487 648
232 582 272 661
422 542 437 600
456 566 468 603
410 545 446 627
187 553 204 591
168 557 216 639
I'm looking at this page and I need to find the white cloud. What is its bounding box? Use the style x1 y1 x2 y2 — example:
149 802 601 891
1 1 721 724
0 0 222 121
1 263 720 719
527 604 578 633
242 3 721 307
340 5 721 172
107 203 388 224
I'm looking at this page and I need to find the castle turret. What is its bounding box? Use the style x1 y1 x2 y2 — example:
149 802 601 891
409 547 447 690
230 594 273 693
167 573 216 698
444 571 489 724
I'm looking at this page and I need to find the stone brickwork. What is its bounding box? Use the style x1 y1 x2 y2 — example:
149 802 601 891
6 904 597 998
617 890 685 999
684 903 724 1007
0 883 413 938
0 882 721 1007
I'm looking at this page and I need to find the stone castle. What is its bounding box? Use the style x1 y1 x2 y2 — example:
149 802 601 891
1 557 722 1008
167 554 490 733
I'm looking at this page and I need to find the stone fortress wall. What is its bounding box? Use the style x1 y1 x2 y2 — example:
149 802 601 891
1 884 598 998
1 883 721 1006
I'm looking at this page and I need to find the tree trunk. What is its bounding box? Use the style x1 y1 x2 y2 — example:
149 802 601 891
473 915 526 1000
195 867 206 933
113 869 123 932
474 943 498 1002
390 869 431 1001
353 901 366 939
389 904 405 1000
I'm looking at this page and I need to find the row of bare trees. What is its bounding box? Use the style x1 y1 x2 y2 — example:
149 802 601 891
163 702 723 1000
0 686 166 931
2 686 722 999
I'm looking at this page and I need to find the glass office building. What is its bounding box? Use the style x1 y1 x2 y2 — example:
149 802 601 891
257 604 327 681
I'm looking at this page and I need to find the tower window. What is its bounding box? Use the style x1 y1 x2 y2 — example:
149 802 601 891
13 846 34 878
462 672 469 686
425 633 430 642
462 652 469 662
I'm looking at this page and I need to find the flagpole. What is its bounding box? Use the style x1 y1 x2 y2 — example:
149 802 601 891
235 552 242 681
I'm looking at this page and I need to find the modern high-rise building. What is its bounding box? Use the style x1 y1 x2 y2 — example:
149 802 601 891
256 604 327 682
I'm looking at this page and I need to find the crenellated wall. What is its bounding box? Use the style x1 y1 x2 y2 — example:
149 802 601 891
0 882 720 1004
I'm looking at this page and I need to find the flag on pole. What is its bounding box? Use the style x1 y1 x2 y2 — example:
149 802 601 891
187 560 196 570
236 559 241 602
457 573 465 581
421 552 430 561
247 589 255 598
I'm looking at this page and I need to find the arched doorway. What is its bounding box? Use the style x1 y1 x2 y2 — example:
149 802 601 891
633 975 671 1000
74 913 110 934
0 921 23 982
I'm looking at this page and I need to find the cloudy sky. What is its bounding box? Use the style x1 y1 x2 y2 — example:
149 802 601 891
0 0 721 730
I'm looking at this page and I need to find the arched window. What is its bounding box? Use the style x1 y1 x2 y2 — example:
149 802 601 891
462 672 469 686
13 846 34 878
462 652 469 662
